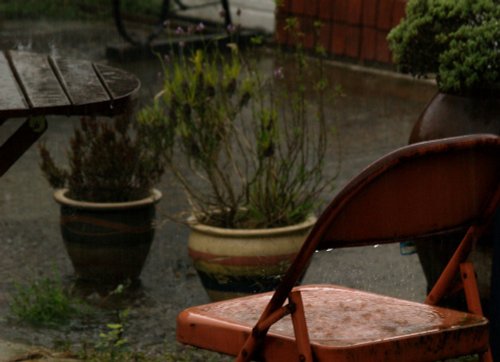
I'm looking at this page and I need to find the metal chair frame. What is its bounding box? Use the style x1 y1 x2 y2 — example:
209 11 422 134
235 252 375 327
177 134 500 362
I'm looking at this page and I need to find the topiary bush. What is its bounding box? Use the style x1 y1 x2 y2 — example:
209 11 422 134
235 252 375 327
387 0 500 95
438 17 500 95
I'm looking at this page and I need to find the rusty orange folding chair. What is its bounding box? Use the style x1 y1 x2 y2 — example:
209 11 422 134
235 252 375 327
177 134 500 362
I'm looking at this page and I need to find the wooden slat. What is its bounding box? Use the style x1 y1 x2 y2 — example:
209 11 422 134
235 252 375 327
0 51 139 118
94 63 140 100
9 51 70 108
0 51 28 113
52 57 110 105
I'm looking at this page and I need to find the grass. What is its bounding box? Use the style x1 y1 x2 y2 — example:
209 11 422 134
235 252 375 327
0 0 164 21
9 275 91 328
9 276 230 361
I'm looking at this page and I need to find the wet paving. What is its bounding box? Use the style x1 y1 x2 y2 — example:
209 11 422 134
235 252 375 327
0 19 436 359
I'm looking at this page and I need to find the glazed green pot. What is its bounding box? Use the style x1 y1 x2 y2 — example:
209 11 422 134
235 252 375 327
54 188 162 283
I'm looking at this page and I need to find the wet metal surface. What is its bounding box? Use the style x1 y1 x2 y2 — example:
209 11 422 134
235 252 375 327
189 286 479 344
0 20 435 356
178 285 488 361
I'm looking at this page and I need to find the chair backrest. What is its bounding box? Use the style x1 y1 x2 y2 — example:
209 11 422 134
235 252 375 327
266 134 500 314
315 133 500 249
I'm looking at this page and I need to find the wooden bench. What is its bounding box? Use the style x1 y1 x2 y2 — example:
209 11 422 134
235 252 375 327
0 50 140 178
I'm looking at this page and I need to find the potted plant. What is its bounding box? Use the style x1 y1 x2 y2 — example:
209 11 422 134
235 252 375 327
387 0 500 310
39 114 164 285
387 0 500 142
138 19 339 300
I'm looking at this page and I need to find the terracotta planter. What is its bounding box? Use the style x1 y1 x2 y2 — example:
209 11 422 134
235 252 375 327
188 215 317 301
410 91 500 311
54 188 162 283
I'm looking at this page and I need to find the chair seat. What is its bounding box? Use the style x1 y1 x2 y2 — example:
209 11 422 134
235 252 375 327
177 284 489 361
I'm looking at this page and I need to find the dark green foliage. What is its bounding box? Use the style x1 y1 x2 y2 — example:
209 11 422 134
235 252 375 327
39 115 164 202
438 17 500 95
388 0 500 94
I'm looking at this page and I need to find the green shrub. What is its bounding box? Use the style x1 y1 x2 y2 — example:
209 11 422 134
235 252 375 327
138 20 339 228
388 0 500 94
438 17 500 95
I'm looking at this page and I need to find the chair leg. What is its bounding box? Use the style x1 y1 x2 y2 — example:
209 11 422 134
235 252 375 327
479 350 493 362
460 262 493 362
235 336 258 362
236 305 294 361
289 291 313 362
426 225 478 306
461 262 483 315
236 292 313 362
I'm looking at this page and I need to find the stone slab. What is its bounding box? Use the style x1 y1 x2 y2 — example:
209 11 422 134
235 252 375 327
0 340 79 362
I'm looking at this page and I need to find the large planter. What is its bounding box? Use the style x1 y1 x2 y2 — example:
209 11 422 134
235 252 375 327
54 188 162 284
410 91 500 311
188 215 317 301
409 92 500 143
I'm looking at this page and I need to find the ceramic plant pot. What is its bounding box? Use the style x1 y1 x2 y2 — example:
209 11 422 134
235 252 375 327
54 188 162 283
188 215 317 301
409 92 500 143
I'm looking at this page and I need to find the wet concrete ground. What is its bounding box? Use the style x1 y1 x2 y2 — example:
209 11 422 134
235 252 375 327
0 19 437 359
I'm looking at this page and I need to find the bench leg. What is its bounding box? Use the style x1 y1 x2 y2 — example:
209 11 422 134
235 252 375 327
220 0 232 26
0 117 47 178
